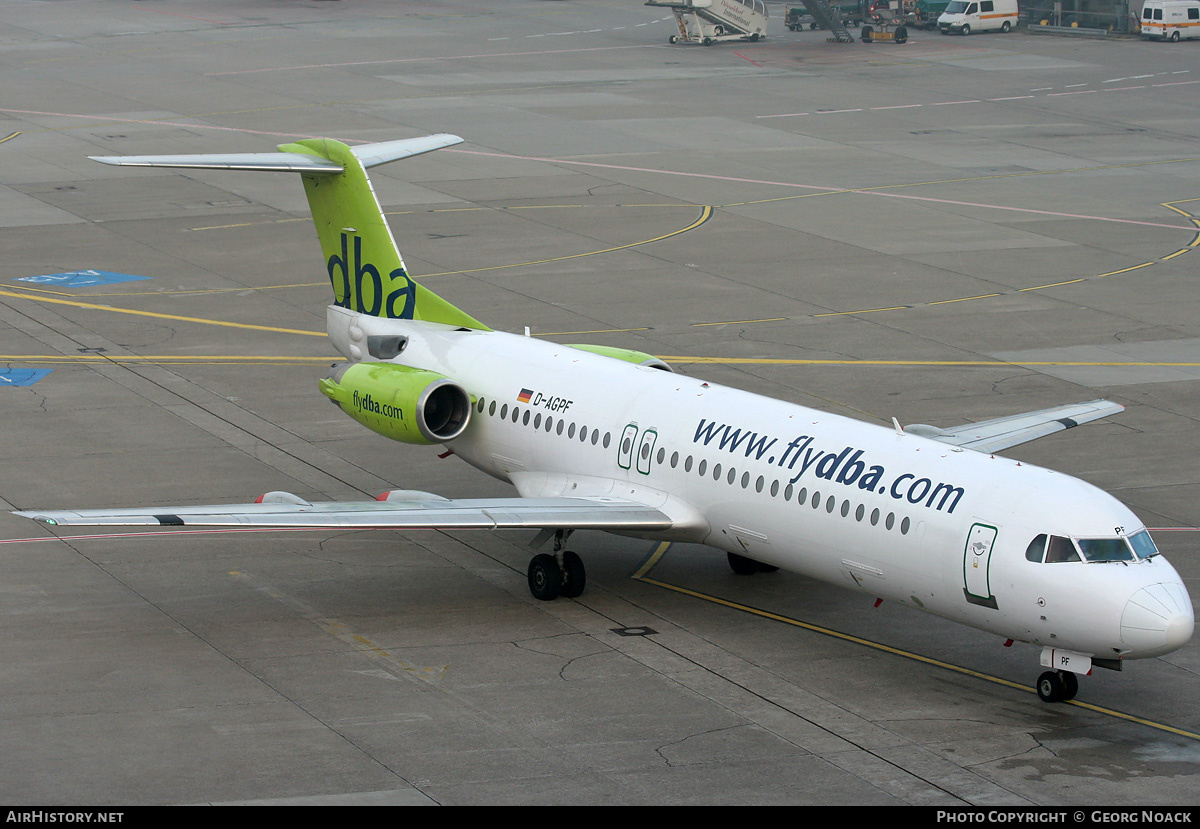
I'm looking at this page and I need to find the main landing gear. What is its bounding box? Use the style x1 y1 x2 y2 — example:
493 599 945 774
527 530 586 601
1036 669 1079 703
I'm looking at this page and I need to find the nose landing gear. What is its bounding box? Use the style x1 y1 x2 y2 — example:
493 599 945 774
1036 669 1080 703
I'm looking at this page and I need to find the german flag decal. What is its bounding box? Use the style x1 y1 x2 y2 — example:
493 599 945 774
517 388 533 403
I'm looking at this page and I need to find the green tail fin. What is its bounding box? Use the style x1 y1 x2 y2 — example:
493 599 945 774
276 138 487 329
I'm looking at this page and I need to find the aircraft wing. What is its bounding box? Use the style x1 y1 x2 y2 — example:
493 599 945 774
14 491 673 531
904 399 1125 454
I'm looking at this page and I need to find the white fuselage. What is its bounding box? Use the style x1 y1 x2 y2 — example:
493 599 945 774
331 308 1193 663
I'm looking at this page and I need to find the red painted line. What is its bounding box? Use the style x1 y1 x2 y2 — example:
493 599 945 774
207 44 658 76
733 51 764 67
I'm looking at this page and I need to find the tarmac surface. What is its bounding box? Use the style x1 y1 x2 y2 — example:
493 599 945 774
1 0 1199 807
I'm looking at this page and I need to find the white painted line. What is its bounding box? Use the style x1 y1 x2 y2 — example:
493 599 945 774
1153 80 1200 87
871 104 923 110
989 95 1034 101
931 99 980 105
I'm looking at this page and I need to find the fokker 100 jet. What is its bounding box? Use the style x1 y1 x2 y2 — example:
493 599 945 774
15 135 1193 703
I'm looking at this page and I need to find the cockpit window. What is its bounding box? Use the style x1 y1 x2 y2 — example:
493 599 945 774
1025 534 1047 562
1028 531 1160 563
1128 530 1160 559
1045 535 1080 563
1076 537 1135 562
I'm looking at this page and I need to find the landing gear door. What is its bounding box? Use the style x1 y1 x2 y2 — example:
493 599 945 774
963 522 998 609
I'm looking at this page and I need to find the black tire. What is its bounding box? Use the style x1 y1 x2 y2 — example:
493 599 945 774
702 36 712 46
1060 671 1079 701
961 24 971 35
750 32 760 41
728 552 760 575
528 553 561 601
1036 671 1064 703
810 22 818 29
1001 20 1011 32
861 25 873 42
669 34 677 44
895 25 908 43
560 551 586 599
714 25 725 36
1171 30 1180 41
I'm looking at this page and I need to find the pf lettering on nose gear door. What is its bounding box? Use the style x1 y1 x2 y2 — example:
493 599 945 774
964 523 999 609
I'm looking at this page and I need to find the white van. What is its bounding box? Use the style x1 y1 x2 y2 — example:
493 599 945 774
938 0 1019 34
1140 0 1200 41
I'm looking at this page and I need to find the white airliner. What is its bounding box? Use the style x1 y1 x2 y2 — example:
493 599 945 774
15 135 1193 704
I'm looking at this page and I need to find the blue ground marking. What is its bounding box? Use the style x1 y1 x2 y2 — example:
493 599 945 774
0 369 52 387
15 270 150 288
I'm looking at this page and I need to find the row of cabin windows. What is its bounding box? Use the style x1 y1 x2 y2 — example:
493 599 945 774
477 397 613 449
475 401 910 535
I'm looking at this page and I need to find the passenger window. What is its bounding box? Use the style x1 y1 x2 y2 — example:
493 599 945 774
1144 6 1152 17
967 3 977 12
1190 7 1199 18
1154 8 1163 18
1025 534 1047 563
981 1 993 10
1045 535 1080 563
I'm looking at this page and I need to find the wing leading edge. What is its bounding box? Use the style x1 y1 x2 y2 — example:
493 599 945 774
905 399 1125 454
14 491 673 531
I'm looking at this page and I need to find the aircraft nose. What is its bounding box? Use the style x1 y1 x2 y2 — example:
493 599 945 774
1121 582 1195 657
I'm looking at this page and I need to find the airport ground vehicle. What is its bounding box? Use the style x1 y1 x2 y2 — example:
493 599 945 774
1140 0 1200 40
649 0 769 45
937 0 1019 33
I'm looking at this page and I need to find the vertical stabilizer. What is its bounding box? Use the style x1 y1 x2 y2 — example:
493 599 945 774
90 134 488 329
277 138 486 329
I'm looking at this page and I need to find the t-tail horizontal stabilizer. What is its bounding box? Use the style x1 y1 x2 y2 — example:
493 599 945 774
88 134 464 173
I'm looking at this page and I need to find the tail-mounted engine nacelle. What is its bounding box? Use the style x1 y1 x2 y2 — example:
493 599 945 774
319 362 471 445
